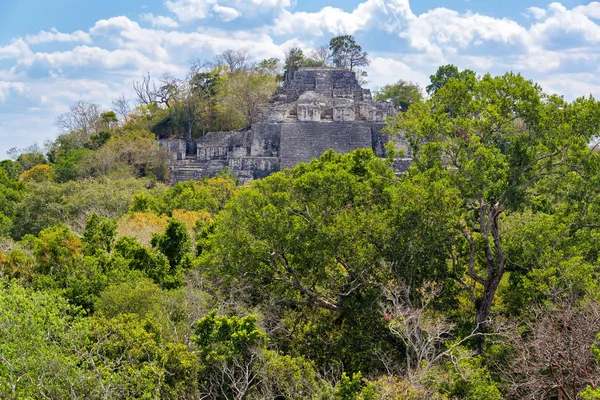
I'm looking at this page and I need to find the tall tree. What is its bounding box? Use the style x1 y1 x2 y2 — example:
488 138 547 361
216 49 251 73
283 47 305 81
426 64 476 95
374 80 423 112
329 35 369 71
387 71 600 354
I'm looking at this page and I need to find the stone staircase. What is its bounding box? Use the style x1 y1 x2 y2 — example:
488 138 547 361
168 159 226 185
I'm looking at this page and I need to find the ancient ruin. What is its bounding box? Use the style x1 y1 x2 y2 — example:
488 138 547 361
159 67 411 184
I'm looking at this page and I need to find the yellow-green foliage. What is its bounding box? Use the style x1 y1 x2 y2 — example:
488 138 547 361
19 164 55 183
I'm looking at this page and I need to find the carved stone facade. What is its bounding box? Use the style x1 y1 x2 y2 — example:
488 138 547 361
159 68 410 185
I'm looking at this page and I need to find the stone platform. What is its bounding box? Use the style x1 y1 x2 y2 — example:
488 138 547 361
160 67 410 185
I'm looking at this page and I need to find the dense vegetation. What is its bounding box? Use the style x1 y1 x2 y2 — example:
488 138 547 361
2 48 600 398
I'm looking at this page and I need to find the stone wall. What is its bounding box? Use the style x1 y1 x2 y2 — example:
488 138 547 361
279 122 372 169
159 139 187 160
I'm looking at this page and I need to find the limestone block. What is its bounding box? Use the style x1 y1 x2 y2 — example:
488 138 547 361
231 146 248 158
358 103 377 121
197 146 227 161
159 139 187 160
297 91 323 122
333 98 356 121
266 104 288 122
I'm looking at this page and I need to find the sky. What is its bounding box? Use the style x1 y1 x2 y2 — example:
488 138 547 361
1 0 600 157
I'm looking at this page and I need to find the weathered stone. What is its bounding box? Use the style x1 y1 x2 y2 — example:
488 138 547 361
160 67 411 185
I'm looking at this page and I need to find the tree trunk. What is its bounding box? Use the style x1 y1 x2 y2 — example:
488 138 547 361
461 202 505 356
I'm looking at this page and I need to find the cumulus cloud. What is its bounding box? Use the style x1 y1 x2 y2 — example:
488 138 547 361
367 57 429 90
140 13 179 28
0 82 25 103
25 28 92 45
528 7 547 20
0 39 32 60
272 0 396 36
165 0 290 22
212 4 241 22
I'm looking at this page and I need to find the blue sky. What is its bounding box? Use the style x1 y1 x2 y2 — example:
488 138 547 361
1 0 600 157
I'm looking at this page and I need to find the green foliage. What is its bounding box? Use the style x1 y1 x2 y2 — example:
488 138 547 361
95 278 165 319
374 80 423 112
329 35 370 70
2 62 600 398
151 218 192 269
0 279 89 399
195 310 266 362
131 173 236 215
16 150 47 171
0 160 22 180
83 213 117 255
114 236 178 288
88 313 199 398
387 69 600 354
11 176 154 239
53 148 95 182
426 64 476 95
436 352 502 400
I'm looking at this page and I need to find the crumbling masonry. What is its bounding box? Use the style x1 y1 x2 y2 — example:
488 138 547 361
159 68 411 184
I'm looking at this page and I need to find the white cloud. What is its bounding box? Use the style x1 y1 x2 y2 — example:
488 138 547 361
20 46 151 70
165 0 290 22
213 4 241 22
528 7 547 20
140 13 179 28
272 0 389 36
367 57 429 91
0 39 32 60
528 2 600 45
165 0 218 22
25 28 92 45
0 81 25 103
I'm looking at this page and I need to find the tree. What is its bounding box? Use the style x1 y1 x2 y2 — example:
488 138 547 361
386 71 600 354
507 300 600 399
374 80 423 112
329 35 369 71
151 218 192 270
112 93 132 123
19 164 54 183
309 45 330 66
216 49 251 73
14 143 47 171
56 101 103 135
83 213 117 255
257 57 283 80
283 47 306 81
426 64 476 95
193 311 330 398
217 68 278 126
174 63 224 139
0 279 90 399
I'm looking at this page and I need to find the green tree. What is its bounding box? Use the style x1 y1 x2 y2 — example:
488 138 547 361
83 213 117 255
114 236 175 288
151 218 192 270
0 160 22 181
387 71 600 353
425 64 476 95
0 279 90 399
329 35 369 71
374 80 423 112
283 47 306 81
